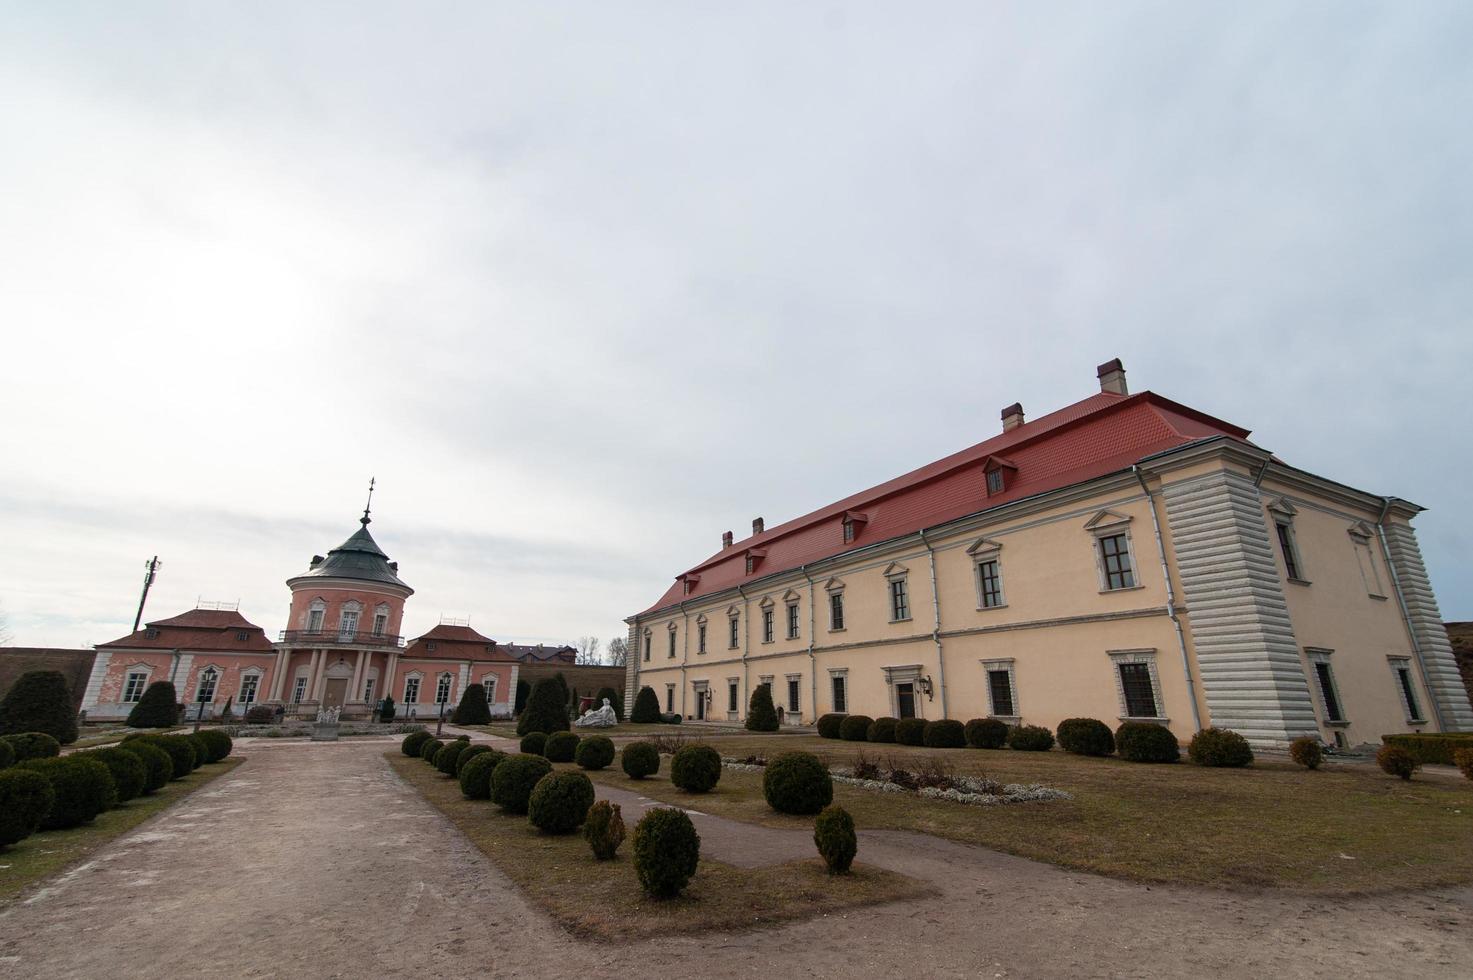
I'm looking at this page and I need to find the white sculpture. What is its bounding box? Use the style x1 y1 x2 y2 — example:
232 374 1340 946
575 697 618 728
315 705 341 725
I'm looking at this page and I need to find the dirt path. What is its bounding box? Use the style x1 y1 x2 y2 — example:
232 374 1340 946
2 739 1469 979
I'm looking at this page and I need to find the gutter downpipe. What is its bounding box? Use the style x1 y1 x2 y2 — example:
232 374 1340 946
1133 466 1202 733
1375 497 1447 732
802 566 818 724
918 530 949 719
679 601 689 720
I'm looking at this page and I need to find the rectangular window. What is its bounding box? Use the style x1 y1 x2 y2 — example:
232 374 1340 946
665 685 675 713
978 560 1004 608
1118 662 1157 718
842 520 855 543
763 608 774 643
1100 534 1135 590
363 678 376 703
890 578 910 620
728 681 738 713
1314 661 1343 722
697 624 707 654
307 608 324 632
668 630 676 658
829 592 845 630
787 677 800 713
372 612 388 636
831 674 847 713
238 674 259 705
643 634 651 662
729 617 739 648
1394 664 1422 722
786 602 800 639
404 677 421 704
988 669 1015 716
196 669 218 703
987 469 1005 494
1277 523 1302 580
484 679 495 704
340 610 360 636
122 672 148 703
292 675 309 704
436 675 452 704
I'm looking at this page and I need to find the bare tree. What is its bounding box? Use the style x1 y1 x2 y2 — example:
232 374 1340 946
605 636 628 667
574 636 601 665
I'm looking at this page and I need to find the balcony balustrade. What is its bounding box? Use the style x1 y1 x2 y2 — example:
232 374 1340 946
278 629 406 648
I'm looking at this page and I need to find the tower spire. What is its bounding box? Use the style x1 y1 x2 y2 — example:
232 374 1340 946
361 477 376 526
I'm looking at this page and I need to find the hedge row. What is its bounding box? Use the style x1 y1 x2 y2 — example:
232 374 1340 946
1380 733 1473 766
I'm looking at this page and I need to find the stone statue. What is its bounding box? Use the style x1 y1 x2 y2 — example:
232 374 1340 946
575 697 618 728
315 705 341 725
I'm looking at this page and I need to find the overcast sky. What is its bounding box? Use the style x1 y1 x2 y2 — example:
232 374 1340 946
2 2 1471 652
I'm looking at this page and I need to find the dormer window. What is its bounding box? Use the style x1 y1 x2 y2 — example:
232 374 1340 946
235 630 249 641
681 574 700 596
841 511 868 544
744 549 767 575
987 469 1005 494
983 455 1018 497
426 641 437 652
144 628 159 639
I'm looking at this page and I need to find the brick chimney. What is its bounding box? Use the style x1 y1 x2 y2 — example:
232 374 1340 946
1097 358 1128 395
722 531 733 549
1001 403 1025 432
752 517 765 536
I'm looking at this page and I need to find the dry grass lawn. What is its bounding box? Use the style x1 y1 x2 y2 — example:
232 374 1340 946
388 752 931 939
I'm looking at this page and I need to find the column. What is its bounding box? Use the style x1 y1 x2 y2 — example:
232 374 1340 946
269 649 289 701
349 650 367 707
385 652 400 703
309 649 327 703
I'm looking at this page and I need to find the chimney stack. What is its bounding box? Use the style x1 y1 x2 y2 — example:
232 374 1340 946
1001 403 1025 432
1097 358 1128 396
722 531 733 549
752 517 765 536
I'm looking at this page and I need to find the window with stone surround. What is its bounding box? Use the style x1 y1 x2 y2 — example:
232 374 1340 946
238 671 261 705
1388 657 1423 724
435 673 453 705
292 674 309 704
122 671 149 703
1108 649 1163 720
195 667 219 704
404 675 421 704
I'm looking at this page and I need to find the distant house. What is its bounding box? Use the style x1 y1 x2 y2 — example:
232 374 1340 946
501 643 577 665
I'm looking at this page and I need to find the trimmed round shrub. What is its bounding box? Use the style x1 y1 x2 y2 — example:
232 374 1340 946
762 751 833 815
184 734 210 770
1057 718 1114 757
520 732 548 755
0 769 54 847
1008 724 1055 752
419 738 445 763
813 804 857 874
402 730 432 757
923 719 966 749
630 686 662 724
1289 737 1323 771
435 740 471 775
670 744 722 793
1377 744 1417 781
516 678 571 736
0 670 79 744
745 683 779 732
125 680 180 728
964 717 1009 749
451 683 492 726
575 735 615 771
117 741 171 793
195 729 233 762
458 749 506 799
816 714 846 739
1115 722 1179 763
1188 727 1254 768
840 715 873 742
867 717 898 743
584 799 625 860
455 744 492 777
21 756 117 829
491 754 554 813
0 739 12 769
621 741 660 779
137 736 197 779
543 731 580 763
1454 747 1473 781
633 807 700 898
86 747 147 803
528 771 596 834
895 718 927 746
2 732 61 762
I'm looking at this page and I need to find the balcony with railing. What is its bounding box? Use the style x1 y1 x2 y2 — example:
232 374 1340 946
278 629 406 648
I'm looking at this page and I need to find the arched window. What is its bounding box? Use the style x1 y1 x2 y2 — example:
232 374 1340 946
306 598 326 633
435 673 453 705
371 603 390 637
195 667 220 704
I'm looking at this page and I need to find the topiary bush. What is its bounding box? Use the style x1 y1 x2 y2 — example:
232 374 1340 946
402 730 432 757
813 804 857 874
1 731 61 762
117 741 171 793
840 715 873 742
21 756 117 828
1377 744 1417 781
1115 722 1179 763
0 670 79 744
543 731 580 763
816 713 846 739
670 744 722 793
1289 737 1323 770
520 732 548 755
762 751 833 814
134 735 196 779
516 678 571 736
419 738 445 763
451 683 492 726
1007 724 1055 751
584 799 625 860
923 719 966 748
455 744 492 777
0 768 54 848
184 734 210 770
867 717 898 743
1056 718 1114 756
458 749 506 799
1188 727 1254 767
194 729 233 762
630 686 662 724
964 718 1008 749
621 741 660 779
0 739 12 770
745 683 779 732
491 754 554 813
1454 747 1473 781
86 747 147 803
527 771 596 834
126 680 180 728
575 735 615 771
895 718 927 746
633 807 700 898
435 740 471 775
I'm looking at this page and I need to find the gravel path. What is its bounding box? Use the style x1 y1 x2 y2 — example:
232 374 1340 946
1 739 1469 979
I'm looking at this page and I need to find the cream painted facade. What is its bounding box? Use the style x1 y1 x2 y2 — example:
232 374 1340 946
625 439 1472 749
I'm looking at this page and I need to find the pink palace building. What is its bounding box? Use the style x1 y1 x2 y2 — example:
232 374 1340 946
81 507 521 721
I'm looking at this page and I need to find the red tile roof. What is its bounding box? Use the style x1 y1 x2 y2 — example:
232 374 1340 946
403 624 518 662
642 390 1252 615
98 608 275 652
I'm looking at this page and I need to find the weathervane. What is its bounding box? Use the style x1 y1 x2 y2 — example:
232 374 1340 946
361 477 376 526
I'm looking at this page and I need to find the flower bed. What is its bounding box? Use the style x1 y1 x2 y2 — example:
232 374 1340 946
720 755 1069 807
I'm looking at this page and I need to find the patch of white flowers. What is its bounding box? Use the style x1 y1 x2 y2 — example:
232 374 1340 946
722 759 1070 806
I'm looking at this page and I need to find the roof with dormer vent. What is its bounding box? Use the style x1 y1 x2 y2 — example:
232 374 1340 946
97 607 275 652
402 623 516 662
289 516 413 593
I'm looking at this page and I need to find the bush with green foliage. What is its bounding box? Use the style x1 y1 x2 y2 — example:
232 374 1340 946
1188 727 1254 767
528 771 596 834
516 678 571 736
132 735 196 779
762 751 833 814
1377 744 1417 780
816 713 845 739
1379 733 1473 766
593 687 624 721
543 731 580 763
451 683 492 725
630 686 662 724
21 756 117 829
402 730 432 757
0 769 54 848
184 734 209 769
964 718 1008 749
670 744 722 793
1289 737 1323 770
1007 724 1055 752
0 670 78 744
923 719 966 748
520 732 548 755
867 717 898 743
86 747 147 803
245 704 276 724
813 804 857 874
1 731 61 762
1454 747 1473 781
126 680 181 728
0 739 12 769
1115 722 1179 763
895 718 927 746
621 741 660 779
745 683 779 732
377 695 396 723
455 744 492 777
491 754 554 813
575 735 615 771
514 679 529 716
194 729 233 763
840 715 873 742
435 740 471 775
1056 718 1114 756
117 741 171 793
584 799 625 860
458 750 506 799
633 807 701 898
419 738 445 763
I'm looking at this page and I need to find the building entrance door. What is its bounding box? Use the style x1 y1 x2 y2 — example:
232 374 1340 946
896 683 916 719
323 678 348 710
694 685 707 720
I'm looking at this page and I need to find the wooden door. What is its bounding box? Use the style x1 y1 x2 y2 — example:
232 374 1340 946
323 678 348 710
